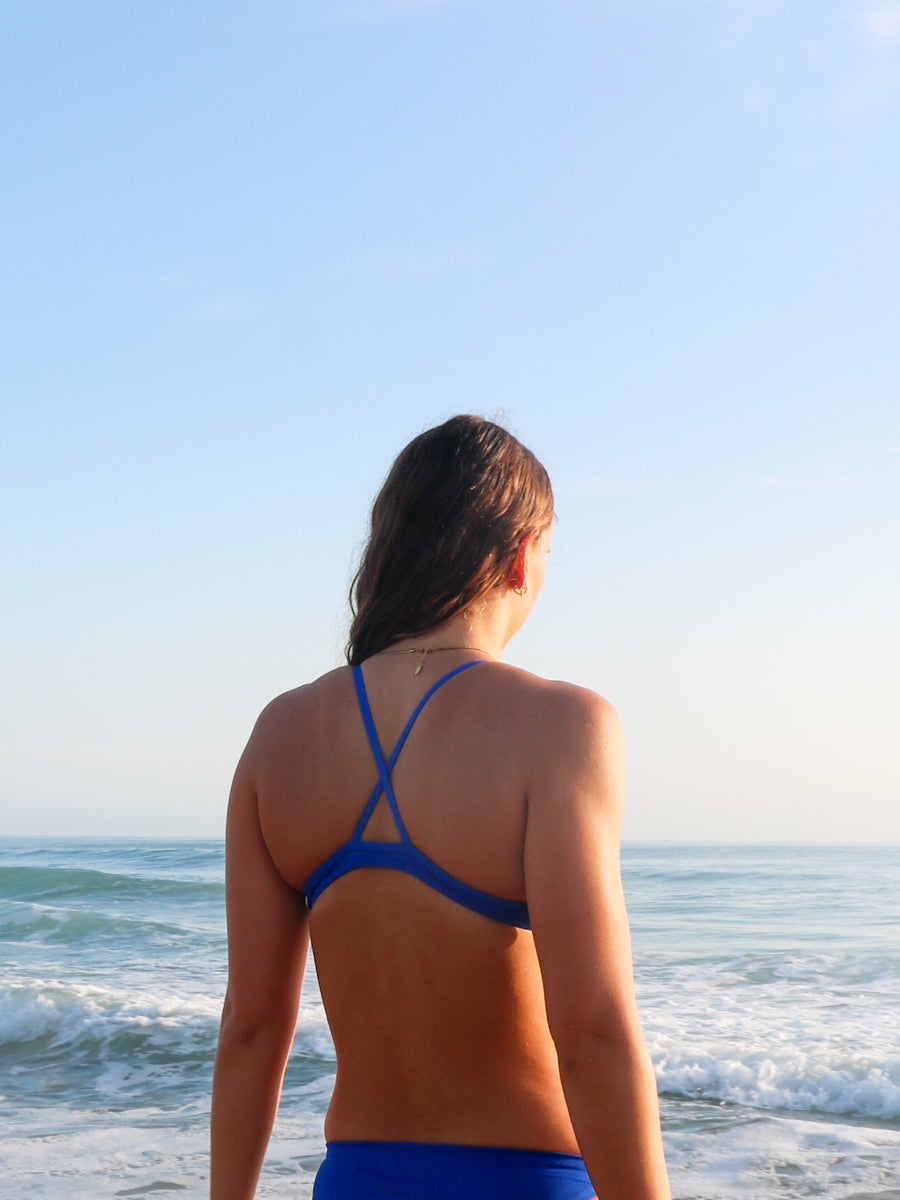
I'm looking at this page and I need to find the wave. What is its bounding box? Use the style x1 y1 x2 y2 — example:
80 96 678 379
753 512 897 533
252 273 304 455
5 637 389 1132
0 979 219 1052
0 901 197 945
643 955 900 1123
3 979 897 1124
655 1046 900 1122
0 864 222 904
0 979 333 1106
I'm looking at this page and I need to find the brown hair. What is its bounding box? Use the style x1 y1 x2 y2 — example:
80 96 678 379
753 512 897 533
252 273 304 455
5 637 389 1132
347 415 554 665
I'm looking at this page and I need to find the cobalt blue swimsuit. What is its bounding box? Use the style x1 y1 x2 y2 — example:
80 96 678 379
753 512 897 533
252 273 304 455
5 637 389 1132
313 1142 596 1200
303 661 530 928
303 662 595 1200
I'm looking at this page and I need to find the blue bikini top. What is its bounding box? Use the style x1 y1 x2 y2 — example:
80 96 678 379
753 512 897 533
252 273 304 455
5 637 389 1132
302 661 531 929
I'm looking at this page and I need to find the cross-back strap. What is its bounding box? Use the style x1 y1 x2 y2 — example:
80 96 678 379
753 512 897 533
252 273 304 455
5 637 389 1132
351 660 485 843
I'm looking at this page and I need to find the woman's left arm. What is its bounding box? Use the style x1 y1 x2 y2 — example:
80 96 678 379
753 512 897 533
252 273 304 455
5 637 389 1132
210 719 310 1200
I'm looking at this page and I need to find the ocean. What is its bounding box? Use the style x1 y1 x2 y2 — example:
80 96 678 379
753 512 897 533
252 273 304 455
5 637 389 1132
1 839 898 1198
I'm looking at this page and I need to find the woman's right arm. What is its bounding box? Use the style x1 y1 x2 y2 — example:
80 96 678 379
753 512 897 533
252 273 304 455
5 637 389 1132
210 714 310 1200
524 686 671 1200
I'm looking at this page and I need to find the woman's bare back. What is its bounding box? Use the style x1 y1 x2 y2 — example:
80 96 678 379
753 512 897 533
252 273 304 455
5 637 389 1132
249 654 581 1150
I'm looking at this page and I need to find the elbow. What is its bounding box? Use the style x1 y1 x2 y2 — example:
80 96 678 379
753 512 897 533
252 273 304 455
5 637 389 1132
218 999 263 1049
217 988 294 1055
551 1010 654 1083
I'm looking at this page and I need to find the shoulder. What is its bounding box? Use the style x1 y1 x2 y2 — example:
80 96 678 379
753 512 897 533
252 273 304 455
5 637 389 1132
238 666 353 778
469 664 621 807
496 671 623 821
259 664 349 728
488 665 620 757
531 675 619 741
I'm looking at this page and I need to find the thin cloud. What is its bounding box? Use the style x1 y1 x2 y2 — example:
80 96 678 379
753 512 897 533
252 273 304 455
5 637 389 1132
566 477 653 496
859 2 900 47
664 0 900 115
742 88 768 112
838 444 900 457
344 243 478 278
748 474 876 490
837 1 900 112
182 293 255 325
305 0 473 27
82 267 199 292
311 241 482 287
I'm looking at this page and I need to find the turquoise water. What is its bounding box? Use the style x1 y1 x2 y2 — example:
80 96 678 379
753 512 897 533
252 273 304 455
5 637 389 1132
1 840 898 1198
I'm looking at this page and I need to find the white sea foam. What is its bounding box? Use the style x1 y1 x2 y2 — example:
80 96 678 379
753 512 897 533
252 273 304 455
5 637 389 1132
0 972 333 1112
660 1100 900 1200
631 942 900 1124
0 978 221 1047
653 1041 900 1120
0 1109 322 1200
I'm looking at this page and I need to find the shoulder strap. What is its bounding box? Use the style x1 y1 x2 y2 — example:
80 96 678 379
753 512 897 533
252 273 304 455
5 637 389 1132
350 660 485 842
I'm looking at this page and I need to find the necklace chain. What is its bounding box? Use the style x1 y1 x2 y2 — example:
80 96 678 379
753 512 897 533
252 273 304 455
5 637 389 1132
377 644 491 676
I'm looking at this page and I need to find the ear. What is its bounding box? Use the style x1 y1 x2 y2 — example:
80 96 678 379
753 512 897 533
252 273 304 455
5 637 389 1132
509 530 538 591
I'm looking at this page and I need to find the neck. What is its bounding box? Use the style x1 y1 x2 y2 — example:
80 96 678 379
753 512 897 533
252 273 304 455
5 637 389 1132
386 596 518 662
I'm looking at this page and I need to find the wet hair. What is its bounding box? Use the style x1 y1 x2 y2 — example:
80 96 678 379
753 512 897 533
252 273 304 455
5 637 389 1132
347 414 554 665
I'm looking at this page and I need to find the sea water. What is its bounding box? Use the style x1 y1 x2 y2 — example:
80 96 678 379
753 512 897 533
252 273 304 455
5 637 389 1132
1 839 898 1199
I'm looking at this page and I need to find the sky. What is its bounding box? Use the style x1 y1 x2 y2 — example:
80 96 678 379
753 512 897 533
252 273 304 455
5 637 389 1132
2 0 898 841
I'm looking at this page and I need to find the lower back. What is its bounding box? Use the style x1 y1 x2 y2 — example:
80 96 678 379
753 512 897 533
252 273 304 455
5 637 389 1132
310 875 578 1153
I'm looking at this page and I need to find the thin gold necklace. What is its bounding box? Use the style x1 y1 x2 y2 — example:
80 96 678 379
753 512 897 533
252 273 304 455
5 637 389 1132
378 645 491 675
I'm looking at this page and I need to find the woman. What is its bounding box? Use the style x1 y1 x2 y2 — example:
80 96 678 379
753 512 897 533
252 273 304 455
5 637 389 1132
210 415 670 1200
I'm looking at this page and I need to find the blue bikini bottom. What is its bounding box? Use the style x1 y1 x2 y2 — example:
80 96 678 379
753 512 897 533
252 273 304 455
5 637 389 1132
312 1141 596 1199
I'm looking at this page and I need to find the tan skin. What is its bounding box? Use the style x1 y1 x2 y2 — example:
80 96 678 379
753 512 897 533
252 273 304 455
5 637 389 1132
210 530 671 1200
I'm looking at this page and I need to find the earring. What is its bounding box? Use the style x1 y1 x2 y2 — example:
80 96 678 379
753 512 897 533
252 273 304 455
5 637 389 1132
512 583 528 597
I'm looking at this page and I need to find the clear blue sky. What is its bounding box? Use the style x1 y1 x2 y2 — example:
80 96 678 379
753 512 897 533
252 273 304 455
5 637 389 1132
2 0 898 840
